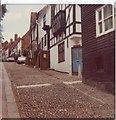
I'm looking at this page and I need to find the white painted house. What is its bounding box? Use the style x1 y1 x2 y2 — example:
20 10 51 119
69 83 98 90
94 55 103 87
37 5 51 51
35 5 51 69
50 5 82 76
17 37 22 56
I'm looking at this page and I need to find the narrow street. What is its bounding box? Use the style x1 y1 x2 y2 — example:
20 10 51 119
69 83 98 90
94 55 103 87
3 62 114 118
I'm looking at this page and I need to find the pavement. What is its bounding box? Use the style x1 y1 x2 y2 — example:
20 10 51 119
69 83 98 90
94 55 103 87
1 62 20 118
1 62 115 118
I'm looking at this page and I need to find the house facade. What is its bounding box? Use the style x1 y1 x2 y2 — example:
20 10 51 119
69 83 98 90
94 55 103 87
50 5 82 76
9 34 21 58
29 5 82 73
81 4 115 93
17 37 22 56
21 30 31 56
8 38 14 56
2 41 9 60
29 5 51 69
36 5 51 69
30 12 38 66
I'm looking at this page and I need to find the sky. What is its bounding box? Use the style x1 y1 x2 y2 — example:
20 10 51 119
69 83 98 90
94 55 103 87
1 0 115 42
2 4 45 42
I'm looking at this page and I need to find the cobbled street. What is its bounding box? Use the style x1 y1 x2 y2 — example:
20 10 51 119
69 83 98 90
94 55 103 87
3 62 114 118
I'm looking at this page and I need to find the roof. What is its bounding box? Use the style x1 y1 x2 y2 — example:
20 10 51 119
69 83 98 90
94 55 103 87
37 5 49 23
30 12 37 29
2 41 9 50
22 30 30 39
21 30 30 49
9 37 20 52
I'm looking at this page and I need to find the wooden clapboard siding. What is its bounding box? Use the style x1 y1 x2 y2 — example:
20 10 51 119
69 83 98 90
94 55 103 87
81 4 115 93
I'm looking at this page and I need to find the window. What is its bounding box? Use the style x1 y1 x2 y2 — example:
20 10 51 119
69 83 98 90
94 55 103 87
58 42 65 63
96 5 115 37
42 37 43 49
43 14 46 26
114 6 116 29
44 34 47 46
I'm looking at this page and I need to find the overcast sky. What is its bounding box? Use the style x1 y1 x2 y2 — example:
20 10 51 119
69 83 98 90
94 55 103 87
2 4 45 42
1 0 115 42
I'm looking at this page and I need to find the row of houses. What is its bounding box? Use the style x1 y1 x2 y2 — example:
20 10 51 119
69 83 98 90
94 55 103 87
29 5 83 76
2 31 30 61
2 4 115 93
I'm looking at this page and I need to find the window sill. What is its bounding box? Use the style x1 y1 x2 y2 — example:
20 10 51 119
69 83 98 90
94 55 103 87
58 60 65 63
96 28 114 38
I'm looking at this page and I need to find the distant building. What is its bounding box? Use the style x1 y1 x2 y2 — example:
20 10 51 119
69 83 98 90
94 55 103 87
21 30 31 56
9 34 21 57
36 5 51 69
81 4 115 93
29 12 38 66
1 41 9 60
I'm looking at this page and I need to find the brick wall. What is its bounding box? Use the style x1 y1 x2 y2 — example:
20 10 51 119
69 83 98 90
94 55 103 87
22 31 30 50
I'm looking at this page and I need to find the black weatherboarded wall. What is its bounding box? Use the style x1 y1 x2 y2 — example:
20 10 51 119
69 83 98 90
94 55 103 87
81 4 115 94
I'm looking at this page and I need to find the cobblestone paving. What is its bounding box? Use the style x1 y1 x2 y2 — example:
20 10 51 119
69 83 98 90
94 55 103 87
3 62 115 118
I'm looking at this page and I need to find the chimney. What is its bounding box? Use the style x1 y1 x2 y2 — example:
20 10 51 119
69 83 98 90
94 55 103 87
10 38 13 44
14 34 18 41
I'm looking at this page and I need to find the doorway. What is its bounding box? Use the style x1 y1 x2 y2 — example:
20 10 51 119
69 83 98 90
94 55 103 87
72 47 82 75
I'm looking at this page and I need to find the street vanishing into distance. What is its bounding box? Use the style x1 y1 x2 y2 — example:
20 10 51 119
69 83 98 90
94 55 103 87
2 62 114 118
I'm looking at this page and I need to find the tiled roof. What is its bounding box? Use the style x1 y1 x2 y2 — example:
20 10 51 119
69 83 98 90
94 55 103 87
22 30 30 39
37 5 49 23
30 12 37 29
21 30 30 49
9 38 20 52
2 41 9 50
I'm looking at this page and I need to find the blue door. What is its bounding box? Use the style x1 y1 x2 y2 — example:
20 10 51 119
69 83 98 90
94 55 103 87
72 47 82 74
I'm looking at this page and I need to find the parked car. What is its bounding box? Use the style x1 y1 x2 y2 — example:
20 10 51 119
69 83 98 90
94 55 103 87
6 57 15 62
17 56 26 64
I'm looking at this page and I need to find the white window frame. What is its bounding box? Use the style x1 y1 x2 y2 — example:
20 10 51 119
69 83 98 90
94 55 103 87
96 5 115 37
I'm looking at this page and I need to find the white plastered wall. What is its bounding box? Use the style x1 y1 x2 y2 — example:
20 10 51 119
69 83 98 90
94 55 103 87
50 35 82 74
38 6 51 51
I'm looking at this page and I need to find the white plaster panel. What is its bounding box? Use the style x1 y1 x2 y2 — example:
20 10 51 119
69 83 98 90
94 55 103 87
76 24 81 32
76 5 81 22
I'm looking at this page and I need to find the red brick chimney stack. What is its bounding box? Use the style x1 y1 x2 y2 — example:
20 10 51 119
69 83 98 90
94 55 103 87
10 38 13 44
14 34 18 41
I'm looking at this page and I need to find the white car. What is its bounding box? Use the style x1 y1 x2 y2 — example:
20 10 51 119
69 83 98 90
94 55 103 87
6 57 15 62
17 56 26 64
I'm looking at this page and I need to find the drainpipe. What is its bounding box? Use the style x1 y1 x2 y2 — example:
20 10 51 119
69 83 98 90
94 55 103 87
42 25 50 68
36 22 39 68
47 28 50 68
